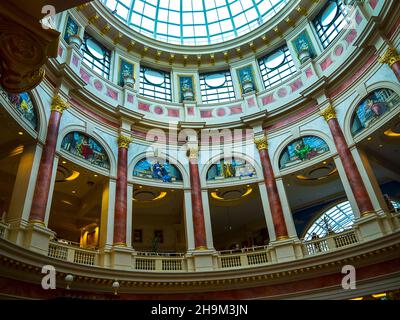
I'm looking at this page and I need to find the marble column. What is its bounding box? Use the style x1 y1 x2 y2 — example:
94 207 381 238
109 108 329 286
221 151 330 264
379 47 400 81
254 134 289 240
113 135 132 246
187 146 208 250
29 95 69 224
321 105 374 216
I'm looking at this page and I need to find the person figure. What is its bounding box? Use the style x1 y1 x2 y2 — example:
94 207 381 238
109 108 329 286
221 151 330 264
311 232 321 253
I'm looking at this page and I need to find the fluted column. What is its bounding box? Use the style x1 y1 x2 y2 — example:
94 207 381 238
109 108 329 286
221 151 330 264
254 134 289 240
113 135 132 246
29 95 69 224
321 106 374 216
187 146 208 250
379 47 400 81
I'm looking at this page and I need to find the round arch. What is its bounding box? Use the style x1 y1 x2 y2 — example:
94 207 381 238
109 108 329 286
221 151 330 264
273 130 335 176
200 151 263 188
57 125 117 177
343 80 400 145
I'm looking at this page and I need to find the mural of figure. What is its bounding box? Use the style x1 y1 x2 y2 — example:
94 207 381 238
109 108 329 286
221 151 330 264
294 141 312 161
6 92 37 129
79 137 94 160
223 161 236 178
152 161 172 182
134 157 183 183
207 158 256 181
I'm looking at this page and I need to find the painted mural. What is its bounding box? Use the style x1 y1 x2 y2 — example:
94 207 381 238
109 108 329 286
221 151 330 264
118 58 135 87
351 88 400 136
279 136 330 169
292 30 316 63
179 76 195 101
133 157 183 183
64 16 79 43
207 158 256 181
237 65 256 93
5 92 38 130
61 132 110 170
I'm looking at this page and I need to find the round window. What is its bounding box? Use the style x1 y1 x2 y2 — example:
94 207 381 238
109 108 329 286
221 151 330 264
86 38 105 60
205 73 226 88
264 50 285 70
320 1 338 27
144 69 165 86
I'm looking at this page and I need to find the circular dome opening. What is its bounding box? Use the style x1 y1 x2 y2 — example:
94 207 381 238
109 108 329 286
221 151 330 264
102 0 290 46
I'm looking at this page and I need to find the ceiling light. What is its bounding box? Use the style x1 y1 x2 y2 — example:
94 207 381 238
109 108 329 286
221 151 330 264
379 144 383 148
372 293 386 298
94 174 98 177
72 190 76 194
62 160 67 164
367 137 372 141
18 131 23 136
65 171 80 181
384 129 400 137
323 161 327 165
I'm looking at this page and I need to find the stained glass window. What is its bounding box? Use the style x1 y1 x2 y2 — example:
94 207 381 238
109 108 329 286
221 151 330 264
102 0 288 46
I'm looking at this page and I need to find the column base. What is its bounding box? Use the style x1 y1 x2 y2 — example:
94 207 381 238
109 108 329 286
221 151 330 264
355 212 386 242
23 222 54 256
186 248 218 272
110 245 134 271
268 237 303 263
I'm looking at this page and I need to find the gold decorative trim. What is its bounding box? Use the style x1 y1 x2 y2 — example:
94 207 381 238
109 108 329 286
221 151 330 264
51 95 70 114
113 242 127 247
195 246 208 251
254 135 268 150
320 105 336 122
118 135 133 149
187 145 199 159
379 47 400 67
276 235 289 241
28 219 46 227
361 210 375 217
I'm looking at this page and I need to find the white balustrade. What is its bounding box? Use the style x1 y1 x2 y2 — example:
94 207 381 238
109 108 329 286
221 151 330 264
48 241 98 266
0 222 9 239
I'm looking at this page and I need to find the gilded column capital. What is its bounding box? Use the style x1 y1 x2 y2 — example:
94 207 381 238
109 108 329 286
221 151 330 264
320 105 337 122
118 135 133 149
187 145 199 159
254 135 268 151
50 95 70 114
379 47 400 67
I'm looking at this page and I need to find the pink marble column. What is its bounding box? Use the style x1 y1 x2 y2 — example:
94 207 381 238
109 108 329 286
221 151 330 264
254 135 289 240
29 96 69 224
188 147 207 250
113 135 132 246
321 106 374 216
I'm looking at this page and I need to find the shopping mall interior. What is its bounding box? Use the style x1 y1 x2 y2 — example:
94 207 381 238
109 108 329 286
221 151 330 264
0 0 399 300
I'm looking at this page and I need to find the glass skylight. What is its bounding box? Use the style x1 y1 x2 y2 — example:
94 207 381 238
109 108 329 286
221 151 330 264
102 0 289 46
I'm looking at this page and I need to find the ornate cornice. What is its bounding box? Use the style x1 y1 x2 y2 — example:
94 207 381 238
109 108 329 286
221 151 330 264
118 135 133 149
320 105 337 122
50 95 70 114
379 47 400 67
254 135 268 151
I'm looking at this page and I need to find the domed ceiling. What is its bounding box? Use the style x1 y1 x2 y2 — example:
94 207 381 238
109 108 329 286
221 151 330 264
102 0 289 46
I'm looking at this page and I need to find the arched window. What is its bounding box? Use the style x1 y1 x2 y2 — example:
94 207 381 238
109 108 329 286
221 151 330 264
61 132 110 170
279 136 330 169
304 201 354 241
133 157 183 183
351 88 400 136
4 91 38 130
313 0 349 49
207 158 256 181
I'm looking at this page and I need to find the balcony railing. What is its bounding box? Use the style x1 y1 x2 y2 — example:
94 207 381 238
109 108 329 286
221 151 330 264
302 229 359 256
48 241 98 266
0 222 9 240
44 229 363 271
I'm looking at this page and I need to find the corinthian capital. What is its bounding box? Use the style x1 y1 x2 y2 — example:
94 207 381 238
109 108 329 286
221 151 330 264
379 47 400 67
187 145 199 159
118 135 133 149
51 95 70 114
254 134 268 150
320 105 337 122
